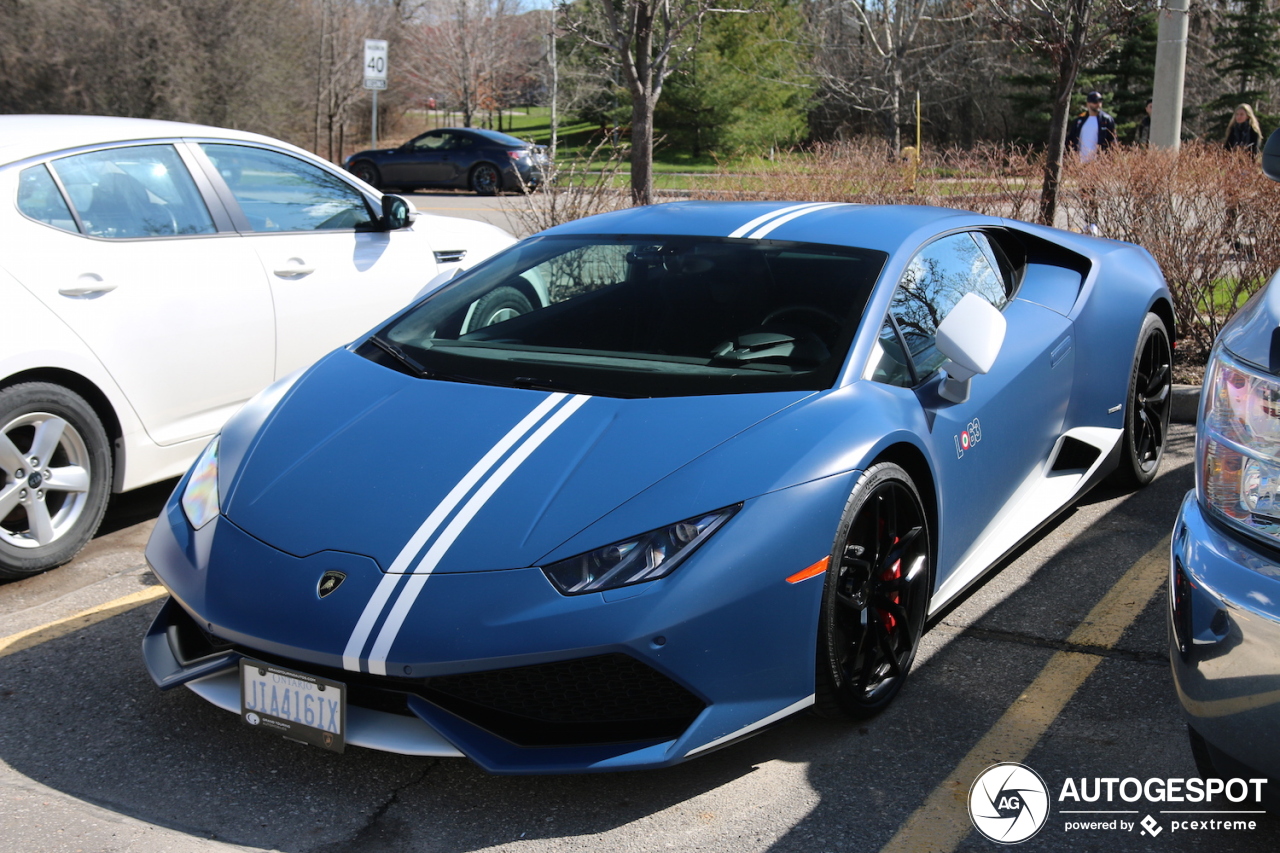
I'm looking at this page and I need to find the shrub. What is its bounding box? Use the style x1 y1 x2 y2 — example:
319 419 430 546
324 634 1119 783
1068 144 1280 351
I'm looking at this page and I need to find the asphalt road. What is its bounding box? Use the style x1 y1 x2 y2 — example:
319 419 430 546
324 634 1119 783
4 423 1278 853
403 191 529 237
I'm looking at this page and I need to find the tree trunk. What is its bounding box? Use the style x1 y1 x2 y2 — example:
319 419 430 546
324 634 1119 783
1039 82 1074 226
1039 0 1092 226
630 94 656 206
887 62 902 157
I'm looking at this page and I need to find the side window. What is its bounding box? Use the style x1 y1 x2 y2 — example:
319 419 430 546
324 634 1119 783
49 145 216 239
200 143 375 232
17 165 79 234
887 232 1008 379
411 133 445 151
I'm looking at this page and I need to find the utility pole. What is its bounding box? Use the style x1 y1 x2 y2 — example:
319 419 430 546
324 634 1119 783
1152 0 1190 150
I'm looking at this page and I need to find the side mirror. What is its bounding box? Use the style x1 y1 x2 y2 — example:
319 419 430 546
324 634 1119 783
380 194 413 230
1263 129 1280 182
935 292 1007 404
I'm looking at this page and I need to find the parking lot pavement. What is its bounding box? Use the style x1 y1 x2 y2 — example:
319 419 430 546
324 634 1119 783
404 192 528 236
2 423 1279 852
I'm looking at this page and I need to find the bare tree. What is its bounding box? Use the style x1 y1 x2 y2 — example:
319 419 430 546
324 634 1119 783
307 0 408 160
812 0 991 155
561 0 719 206
404 0 539 129
989 0 1140 226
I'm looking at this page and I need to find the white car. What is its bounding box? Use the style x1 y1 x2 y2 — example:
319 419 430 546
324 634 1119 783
0 115 516 579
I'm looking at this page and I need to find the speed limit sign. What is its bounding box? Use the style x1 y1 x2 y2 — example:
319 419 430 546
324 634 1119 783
364 39 387 90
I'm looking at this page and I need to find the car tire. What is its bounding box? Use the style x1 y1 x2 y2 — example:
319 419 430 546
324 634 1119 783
465 286 533 332
0 383 112 579
349 160 382 190
470 163 502 196
1116 312 1172 487
814 462 931 719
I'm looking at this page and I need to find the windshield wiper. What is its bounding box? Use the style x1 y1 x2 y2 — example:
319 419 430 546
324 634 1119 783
366 335 505 387
368 334 430 377
509 376 626 398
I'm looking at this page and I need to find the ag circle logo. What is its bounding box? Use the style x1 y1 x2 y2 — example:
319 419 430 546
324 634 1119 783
969 762 1050 844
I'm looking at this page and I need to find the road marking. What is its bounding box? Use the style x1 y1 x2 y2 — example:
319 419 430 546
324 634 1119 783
879 534 1171 853
0 585 166 660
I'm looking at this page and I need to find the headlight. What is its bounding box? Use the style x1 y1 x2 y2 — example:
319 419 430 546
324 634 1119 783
181 437 220 529
541 505 740 595
1200 347 1280 542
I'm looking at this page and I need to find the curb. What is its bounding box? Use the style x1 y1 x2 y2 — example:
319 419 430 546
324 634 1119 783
1172 384 1201 424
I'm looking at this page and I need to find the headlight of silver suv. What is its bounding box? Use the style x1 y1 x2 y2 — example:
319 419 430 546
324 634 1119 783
1200 347 1280 543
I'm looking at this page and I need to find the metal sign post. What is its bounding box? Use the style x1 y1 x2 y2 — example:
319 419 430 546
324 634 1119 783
364 39 388 149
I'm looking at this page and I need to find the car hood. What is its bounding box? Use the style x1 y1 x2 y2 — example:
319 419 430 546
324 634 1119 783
1219 271 1280 375
223 349 811 573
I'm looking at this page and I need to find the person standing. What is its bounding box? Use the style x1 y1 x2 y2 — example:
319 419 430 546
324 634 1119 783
1134 100 1153 146
1225 103 1263 158
1066 91 1117 162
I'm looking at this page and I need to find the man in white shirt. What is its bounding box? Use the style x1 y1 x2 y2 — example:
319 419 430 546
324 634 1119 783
1066 91 1117 163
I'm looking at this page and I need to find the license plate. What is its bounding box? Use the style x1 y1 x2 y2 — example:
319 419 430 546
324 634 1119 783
240 659 346 753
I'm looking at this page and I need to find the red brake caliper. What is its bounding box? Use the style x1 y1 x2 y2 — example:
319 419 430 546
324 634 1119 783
878 536 901 633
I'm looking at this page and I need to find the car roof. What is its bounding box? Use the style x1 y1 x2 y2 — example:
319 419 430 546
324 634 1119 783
538 201 989 254
427 127 529 148
0 114 298 167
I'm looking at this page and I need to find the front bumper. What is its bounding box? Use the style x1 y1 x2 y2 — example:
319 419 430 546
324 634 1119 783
1170 491 1280 779
144 471 852 773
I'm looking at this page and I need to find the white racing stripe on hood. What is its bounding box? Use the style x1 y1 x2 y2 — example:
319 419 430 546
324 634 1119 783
745 202 848 239
341 392 570 672
365 394 591 676
727 202 831 239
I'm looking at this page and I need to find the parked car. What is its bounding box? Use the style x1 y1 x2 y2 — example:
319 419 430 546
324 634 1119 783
0 115 516 580
1168 129 1280 784
144 201 1173 773
345 128 549 195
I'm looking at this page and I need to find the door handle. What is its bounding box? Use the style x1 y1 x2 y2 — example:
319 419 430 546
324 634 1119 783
59 275 116 297
274 260 315 277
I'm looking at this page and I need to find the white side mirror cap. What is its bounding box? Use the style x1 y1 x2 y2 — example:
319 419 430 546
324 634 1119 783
935 292 1007 403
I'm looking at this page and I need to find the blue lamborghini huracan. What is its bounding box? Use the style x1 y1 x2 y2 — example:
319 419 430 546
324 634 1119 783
144 201 1175 773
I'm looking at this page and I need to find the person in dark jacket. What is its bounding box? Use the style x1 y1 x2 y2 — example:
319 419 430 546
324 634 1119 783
1134 100 1152 146
1066 91 1117 162
1225 103 1263 158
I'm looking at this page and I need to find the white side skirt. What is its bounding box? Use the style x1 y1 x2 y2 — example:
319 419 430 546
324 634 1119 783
929 426 1123 615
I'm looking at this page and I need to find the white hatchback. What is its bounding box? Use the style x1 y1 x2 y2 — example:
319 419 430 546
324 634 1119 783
0 115 516 578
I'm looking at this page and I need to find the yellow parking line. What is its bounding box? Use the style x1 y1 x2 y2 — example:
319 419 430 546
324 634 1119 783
0 585 167 660
880 535 1171 853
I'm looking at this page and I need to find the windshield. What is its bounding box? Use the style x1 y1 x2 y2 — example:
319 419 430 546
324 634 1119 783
363 235 887 398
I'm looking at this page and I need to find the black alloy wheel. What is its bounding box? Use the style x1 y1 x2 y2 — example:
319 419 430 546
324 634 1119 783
349 161 381 189
470 163 501 196
816 462 931 719
1118 312 1172 486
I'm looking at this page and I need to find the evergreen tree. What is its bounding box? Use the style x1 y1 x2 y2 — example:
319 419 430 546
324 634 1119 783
655 3 810 157
1088 10 1157 141
1205 0 1280 136
1214 0 1280 103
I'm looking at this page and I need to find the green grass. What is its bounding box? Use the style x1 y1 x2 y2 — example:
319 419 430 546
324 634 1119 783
1205 277 1260 313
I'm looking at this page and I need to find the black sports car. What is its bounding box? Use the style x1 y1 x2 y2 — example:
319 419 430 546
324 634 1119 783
345 128 549 196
